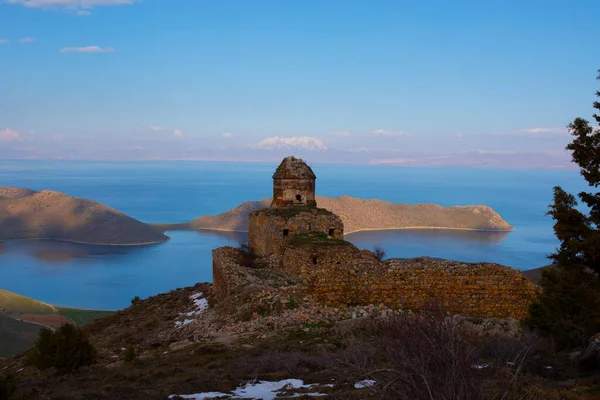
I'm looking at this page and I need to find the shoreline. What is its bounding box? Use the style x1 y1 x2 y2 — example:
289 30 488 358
0 236 170 247
164 225 514 235
344 226 515 235
0 224 512 246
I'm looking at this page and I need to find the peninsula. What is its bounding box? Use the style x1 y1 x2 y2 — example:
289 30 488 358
0 187 169 245
156 195 513 234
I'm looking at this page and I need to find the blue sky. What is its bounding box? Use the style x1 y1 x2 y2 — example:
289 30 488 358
0 0 599 167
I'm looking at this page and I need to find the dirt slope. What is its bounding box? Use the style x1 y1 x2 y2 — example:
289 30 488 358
182 195 513 233
0 187 169 245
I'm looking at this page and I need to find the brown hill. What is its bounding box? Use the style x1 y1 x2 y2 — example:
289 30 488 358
170 195 513 233
0 187 169 245
0 187 37 199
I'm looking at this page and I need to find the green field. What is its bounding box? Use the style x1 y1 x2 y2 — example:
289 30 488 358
56 308 113 325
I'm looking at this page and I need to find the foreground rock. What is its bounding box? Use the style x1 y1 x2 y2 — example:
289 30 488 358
0 268 586 399
160 195 513 233
0 187 169 245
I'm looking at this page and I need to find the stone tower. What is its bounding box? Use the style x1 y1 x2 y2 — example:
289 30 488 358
247 156 344 257
271 156 317 208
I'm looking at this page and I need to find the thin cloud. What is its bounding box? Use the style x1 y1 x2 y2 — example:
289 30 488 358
520 127 567 134
6 0 138 15
371 129 407 137
330 130 351 137
0 39 8 45
19 37 35 43
221 132 233 138
136 125 168 132
0 128 22 142
59 46 115 54
173 129 183 138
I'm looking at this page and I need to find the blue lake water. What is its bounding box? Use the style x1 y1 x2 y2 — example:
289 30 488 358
0 160 588 310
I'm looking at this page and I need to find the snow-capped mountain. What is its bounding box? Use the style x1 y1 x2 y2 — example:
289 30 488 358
252 136 329 151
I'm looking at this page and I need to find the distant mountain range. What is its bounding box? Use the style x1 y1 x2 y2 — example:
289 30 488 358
0 187 169 245
155 195 513 234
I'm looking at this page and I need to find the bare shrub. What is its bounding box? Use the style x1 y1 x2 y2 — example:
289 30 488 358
373 246 386 262
226 349 335 382
338 308 549 400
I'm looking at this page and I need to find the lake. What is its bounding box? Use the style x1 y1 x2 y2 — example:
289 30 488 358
0 160 587 310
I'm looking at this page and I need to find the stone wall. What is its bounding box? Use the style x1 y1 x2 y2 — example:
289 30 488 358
272 178 317 207
248 207 344 257
307 256 539 320
282 243 370 275
212 247 250 300
213 245 539 320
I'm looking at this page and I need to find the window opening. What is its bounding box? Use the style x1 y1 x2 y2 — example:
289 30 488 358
283 229 289 237
328 228 335 236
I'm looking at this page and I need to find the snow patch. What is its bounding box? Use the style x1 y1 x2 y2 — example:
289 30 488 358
174 292 209 328
354 379 376 389
170 379 326 399
175 319 193 327
188 293 209 316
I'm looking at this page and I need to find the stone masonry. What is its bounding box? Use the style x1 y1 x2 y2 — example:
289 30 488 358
213 155 540 320
271 156 317 207
248 207 344 257
307 255 540 320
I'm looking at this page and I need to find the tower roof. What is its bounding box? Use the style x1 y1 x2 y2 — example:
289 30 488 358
272 156 316 180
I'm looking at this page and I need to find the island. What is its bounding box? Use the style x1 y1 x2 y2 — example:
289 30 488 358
154 195 513 234
0 187 169 245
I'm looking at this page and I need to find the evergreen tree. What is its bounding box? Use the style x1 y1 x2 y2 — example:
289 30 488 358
526 70 600 348
26 324 97 374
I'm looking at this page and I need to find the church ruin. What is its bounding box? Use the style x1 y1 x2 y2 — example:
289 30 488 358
271 156 317 207
212 156 540 320
248 156 344 257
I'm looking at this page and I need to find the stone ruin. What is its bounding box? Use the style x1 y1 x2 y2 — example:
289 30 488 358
248 156 344 257
213 156 540 320
271 155 317 208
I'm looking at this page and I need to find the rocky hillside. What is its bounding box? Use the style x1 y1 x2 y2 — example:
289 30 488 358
171 195 513 233
0 259 590 399
0 187 37 199
0 187 169 245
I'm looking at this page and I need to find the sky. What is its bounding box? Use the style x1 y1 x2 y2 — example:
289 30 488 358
0 0 599 168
